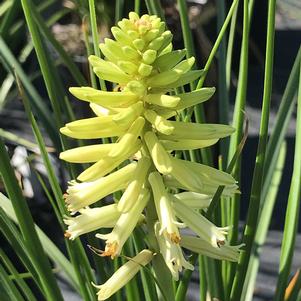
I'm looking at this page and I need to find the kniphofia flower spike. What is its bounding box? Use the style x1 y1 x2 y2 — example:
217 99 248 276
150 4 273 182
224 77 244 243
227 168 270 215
60 12 242 300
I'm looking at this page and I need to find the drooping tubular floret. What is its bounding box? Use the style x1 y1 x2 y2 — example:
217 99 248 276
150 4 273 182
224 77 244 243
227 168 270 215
60 12 242 301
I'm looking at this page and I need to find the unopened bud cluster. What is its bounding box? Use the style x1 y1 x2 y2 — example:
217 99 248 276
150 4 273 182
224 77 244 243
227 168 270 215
60 12 242 300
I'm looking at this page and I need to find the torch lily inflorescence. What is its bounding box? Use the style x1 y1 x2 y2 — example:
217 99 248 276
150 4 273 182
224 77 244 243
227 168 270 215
60 12 242 300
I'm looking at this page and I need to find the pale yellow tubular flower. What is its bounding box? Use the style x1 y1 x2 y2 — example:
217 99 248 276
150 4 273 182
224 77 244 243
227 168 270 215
96 188 150 258
168 156 204 192
163 70 204 90
112 102 144 129
144 131 172 174
60 120 125 139
94 249 153 301
123 80 146 96
144 109 174 135
64 162 137 213
64 116 114 131
160 42 173 56
148 172 180 243
154 222 193 280
109 116 145 158
158 121 235 141
77 140 141 182
99 39 123 62
175 87 216 110
89 104 122 117
64 204 120 240
173 192 212 209
60 144 116 163
145 94 180 108
89 55 132 84
118 60 138 75
69 87 138 108
171 157 236 187
180 235 244 262
173 57 195 73
152 49 186 72
163 174 239 196
118 157 151 212
172 198 229 248
161 138 219 151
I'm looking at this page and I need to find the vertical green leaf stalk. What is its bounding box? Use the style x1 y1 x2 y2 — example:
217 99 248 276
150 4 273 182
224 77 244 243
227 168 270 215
135 0 141 14
20 0 70 138
217 0 229 165
115 0 125 23
30 4 87 86
242 50 301 299
88 0 107 91
262 47 301 202
194 0 239 165
227 0 249 245
82 16 98 88
226 0 239 91
273 51 301 301
243 142 287 301
230 0 276 299
145 0 165 20
196 0 239 90
177 0 196 60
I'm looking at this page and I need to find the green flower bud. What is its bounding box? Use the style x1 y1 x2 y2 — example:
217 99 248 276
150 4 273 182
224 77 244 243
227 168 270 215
111 26 132 45
132 38 145 51
117 60 138 75
148 36 164 50
122 45 140 59
138 63 153 76
142 49 157 64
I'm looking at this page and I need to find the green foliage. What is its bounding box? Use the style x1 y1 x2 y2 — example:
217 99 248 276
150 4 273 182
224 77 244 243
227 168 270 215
0 0 300 300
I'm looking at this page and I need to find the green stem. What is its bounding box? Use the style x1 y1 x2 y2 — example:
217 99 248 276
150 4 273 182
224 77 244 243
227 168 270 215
135 0 141 14
196 0 239 89
273 46 301 301
177 0 195 59
262 47 301 202
145 0 165 20
230 0 276 299
20 0 68 135
175 254 197 301
242 142 287 301
88 0 106 91
177 0 197 92
115 0 124 23
123 240 141 301
227 0 250 259
133 228 158 301
217 0 230 167
30 4 86 86
82 16 98 89
226 0 239 90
